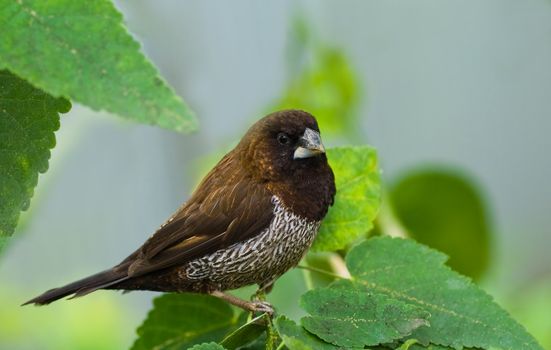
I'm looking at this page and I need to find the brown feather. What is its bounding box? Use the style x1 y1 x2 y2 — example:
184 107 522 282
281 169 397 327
126 151 274 277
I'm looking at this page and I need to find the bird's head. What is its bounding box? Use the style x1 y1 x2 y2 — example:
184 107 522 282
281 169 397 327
237 109 329 182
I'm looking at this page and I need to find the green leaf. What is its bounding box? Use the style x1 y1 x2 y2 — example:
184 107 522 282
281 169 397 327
346 237 543 350
276 46 359 138
300 279 430 347
0 236 7 252
0 70 70 245
188 343 226 350
0 0 197 132
312 146 381 252
408 345 452 350
394 339 455 350
131 294 238 350
390 168 492 280
396 339 420 350
220 314 266 350
235 334 268 350
275 316 345 350
504 280 551 349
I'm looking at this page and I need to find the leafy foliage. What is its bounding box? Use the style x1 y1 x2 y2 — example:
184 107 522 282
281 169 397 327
300 279 429 347
133 237 543 350
275 316 344 350
275 15 360 140
0 70 70 243
345 237 543 350
395 339 421 350
131 294 239 350
220 314 266 350
188 343 226 350
390 169 492 279
275 46 359 138
408 344 451 350
312 146 381 252
0 0 197 132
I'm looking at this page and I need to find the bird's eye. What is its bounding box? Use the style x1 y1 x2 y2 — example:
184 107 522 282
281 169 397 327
277 132 290 145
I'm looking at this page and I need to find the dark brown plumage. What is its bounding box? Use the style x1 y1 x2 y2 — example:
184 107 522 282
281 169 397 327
24 109 336 313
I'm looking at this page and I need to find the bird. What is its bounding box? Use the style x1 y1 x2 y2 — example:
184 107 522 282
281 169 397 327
23 109 336 314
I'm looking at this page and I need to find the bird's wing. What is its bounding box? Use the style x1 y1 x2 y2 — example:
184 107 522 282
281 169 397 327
125 156 274 277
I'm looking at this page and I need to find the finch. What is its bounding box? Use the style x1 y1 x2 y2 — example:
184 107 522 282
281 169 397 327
24 109 336 313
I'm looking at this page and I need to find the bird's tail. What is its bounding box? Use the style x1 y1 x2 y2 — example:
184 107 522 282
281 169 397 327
22 268 129 306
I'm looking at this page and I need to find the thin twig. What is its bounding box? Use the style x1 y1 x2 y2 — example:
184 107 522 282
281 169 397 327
265 313 279 350
275 340 286 350
301 267 314 290
297 265 349 279
377 190 409 238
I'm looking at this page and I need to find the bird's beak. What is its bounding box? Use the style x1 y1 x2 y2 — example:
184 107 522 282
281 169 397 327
293 128 326 159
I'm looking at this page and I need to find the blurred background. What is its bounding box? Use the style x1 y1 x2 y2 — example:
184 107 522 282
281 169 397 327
1 1 550 349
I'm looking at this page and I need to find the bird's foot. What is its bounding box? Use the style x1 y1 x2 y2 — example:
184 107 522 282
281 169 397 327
249 300 275 315
210 290 275 316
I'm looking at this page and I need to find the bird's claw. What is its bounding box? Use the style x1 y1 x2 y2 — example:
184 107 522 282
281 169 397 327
250 300 275 315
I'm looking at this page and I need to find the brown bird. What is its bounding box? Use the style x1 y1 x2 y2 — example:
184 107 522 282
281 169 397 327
24 109 336 313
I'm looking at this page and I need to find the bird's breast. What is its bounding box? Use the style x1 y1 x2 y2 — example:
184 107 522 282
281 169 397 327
183 196 320 291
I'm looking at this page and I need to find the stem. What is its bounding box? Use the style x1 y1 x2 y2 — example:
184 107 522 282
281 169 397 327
301 265 314 290
265 313 279 350
297 265 349 280
377 191 409 238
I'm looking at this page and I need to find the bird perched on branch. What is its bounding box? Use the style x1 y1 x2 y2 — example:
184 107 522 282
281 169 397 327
24 109 336 314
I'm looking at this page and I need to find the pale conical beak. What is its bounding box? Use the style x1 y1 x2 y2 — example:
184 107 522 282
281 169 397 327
293 128 326 159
